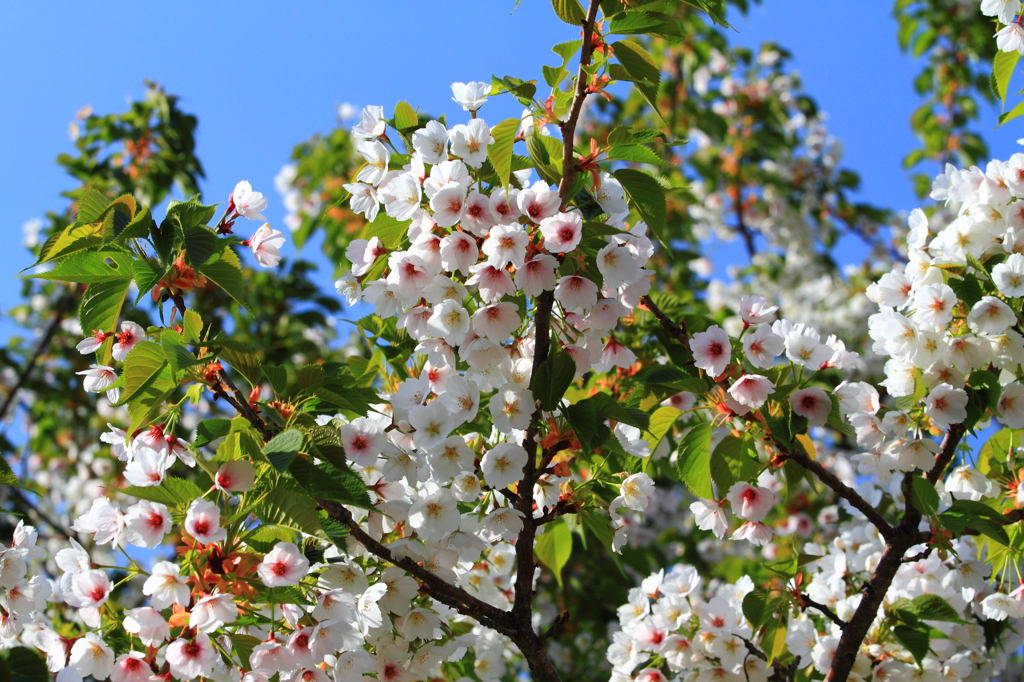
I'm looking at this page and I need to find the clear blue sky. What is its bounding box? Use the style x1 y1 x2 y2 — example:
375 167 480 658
2 1 1022 332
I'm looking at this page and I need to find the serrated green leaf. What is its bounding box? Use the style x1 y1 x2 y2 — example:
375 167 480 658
127 363 177 434
0 646 49 682
677 423 714 498
607 144 671 166
551 0 586 24
263 429 304 473
255 488 327 539
181 225 220 267
393 101 418 129
1000 99 1024 127
994 51 1020 108
612 168 667 245
118 341 169 405
488 118 521 192
909 476 939 516
219 346 262 389
893 625 930 665
76 188 111 225
534 517 573 587
121 477 204 511
195 419 234 449
30 222 105 268
199 248 249 312
183 310 203 344
911 594 965 623
80 278 133 336
28 250 135 284
531 345 576 411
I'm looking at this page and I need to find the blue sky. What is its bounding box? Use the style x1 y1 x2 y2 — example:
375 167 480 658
1 1 1022 330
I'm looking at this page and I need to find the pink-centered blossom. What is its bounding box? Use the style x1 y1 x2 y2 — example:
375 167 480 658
248 223 286 268
725 482 776 523
258 542 310 587
540 211 584 253
689 325 731 377
726 374 775 409
184 498 227 544
790 387 832 426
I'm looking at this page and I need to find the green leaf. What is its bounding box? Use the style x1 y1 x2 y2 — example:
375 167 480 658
255 488 328 540
263 429 304 473
219 345 262 389
112 207 153 243
263 365 288 396
244 525 296 553
166 197 217 232
31 222 106 267
612 40 661 83
710 433 760 497
297 461 373 509
228 634 263 669
122 477 204 512
118 341 169 405
676 423 714 499
607 144 671 166
551 0 586 25
609 10 681 36
28 250 135 284
534 518 573 587
393 101 419 130
979 427 1024 475
892 625 930 665
908 477 939 516
999 99 1024 126
77 188 111 225
612 168 667 245
487 118 521 193
939 499 1010 545
911 594 965 623
0 646 50 682
195 419 234 449
127 364 177 434
551 40 582 66
646 405 681 452
993 50 1020 108
565 393 649 451
359 211 410 250
947 274 983 309
531 346 577 411
199 248 250 312
180 226 220 267
527 129 563 186
80 278 133 337
183 310 204 344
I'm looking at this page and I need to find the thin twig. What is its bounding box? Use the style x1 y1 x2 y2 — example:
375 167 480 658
799 593 847 630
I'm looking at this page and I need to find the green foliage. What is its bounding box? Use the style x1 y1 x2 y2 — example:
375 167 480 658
535 517 574 587
676 423 713 499
0 647 49 682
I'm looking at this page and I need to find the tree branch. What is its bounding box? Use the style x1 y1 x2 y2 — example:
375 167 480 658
825 425 966 682
798 593 847 630
0 291 76 426
784 449 894 541
640 294 690 347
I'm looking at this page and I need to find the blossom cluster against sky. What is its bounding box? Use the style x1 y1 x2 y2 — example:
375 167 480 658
2 0 1022 336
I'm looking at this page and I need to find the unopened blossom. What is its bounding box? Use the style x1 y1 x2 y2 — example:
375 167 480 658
726 482 776 523
258 541 310 587
123 500 172 548
727 374 775 409
184 498 227 544
925 383 968 431
968 296 1015 335
232 180 268 220
166 633 217 680
690 325 732 377
621 473 656 511
481 442 528 489
110 320 144 362
790 387 832 425
451 81 490 112
69 633 114 681
248 223 286 268
540 211 584 253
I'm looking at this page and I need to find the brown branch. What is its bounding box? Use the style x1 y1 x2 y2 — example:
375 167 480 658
640 294 690 347
0 291 76 425
825 425 966 682
799 593 847 630
785 449 894 542
319 500 516 636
